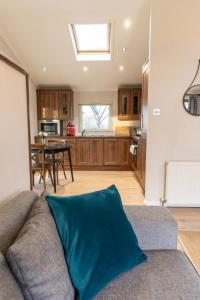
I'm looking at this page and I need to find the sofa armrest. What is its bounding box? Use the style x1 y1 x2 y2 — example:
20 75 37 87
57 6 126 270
124 206 177 250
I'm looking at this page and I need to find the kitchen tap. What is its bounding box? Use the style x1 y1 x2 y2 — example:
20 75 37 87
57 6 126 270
81 129 86 136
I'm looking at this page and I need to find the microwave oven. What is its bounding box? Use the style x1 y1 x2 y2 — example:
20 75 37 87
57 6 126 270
38 120 60 135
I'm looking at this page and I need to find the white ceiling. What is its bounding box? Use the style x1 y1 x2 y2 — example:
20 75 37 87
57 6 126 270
0 0 150 90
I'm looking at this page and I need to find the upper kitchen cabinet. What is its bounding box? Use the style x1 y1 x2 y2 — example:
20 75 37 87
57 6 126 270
59 89 73 120
37 89 59 120
118 87 142 120
37 88 74 120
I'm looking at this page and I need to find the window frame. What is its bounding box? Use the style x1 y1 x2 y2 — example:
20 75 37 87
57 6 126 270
70 23 111 54
79 103 113 132
69 23 112 61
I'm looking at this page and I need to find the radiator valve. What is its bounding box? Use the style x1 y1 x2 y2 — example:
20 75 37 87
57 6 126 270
160 197 167 206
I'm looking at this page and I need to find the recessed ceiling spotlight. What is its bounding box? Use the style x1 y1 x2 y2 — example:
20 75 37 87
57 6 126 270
43 67 47 72
122 47 127 53
83 66 88 72
119 65 124 71
124 19 131 28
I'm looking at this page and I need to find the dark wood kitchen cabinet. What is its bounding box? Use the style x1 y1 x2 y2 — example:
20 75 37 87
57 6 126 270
76 138 90 166
34 136 132 169
76 138 103 166
37 89 59 120
103 138 131 166
59 90 73 120
89 138 104 166
37 88 73 120
63 138 77 166
118 88 142 121
103 138 121 165
120 138 131 166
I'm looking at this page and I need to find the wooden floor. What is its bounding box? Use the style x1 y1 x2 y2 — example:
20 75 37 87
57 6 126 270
169 207 200 274
34 170 144 205
34 170 200 274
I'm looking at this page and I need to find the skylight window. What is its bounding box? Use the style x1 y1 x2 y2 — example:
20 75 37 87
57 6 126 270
69 23 111 61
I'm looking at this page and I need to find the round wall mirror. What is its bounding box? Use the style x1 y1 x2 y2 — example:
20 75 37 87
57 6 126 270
183 84 200 116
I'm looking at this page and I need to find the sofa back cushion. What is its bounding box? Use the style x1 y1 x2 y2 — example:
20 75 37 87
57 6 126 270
0 252 24 300
6 195 74 300
0 191 38 254
47 185 147 300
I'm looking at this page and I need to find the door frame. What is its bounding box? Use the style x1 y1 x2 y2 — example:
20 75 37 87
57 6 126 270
0 53 32 189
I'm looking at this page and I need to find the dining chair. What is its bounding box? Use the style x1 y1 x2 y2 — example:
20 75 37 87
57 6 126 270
46 139 67 184
31 143 53 189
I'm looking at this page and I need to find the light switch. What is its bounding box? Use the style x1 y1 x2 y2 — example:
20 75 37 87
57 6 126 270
153 108 160 116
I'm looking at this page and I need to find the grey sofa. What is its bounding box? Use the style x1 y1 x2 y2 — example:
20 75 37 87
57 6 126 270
0 191 200 300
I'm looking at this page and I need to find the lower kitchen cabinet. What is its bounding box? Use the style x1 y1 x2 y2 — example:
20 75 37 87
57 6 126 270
89 138 104 166
76 137 131 168
103 138 131 166
76 138 90 166
120 138 131 166
63 138 77 166
76 138 104 166
103 138 121 165
34 136 131 170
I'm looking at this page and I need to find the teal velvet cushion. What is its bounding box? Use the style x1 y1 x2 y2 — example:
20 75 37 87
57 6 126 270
46 185 147 300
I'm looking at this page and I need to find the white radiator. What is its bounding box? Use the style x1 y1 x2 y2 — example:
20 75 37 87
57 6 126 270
164 161 200 207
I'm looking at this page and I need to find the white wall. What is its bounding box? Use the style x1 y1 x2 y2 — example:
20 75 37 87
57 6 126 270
73 90 140 135
146 0 200 205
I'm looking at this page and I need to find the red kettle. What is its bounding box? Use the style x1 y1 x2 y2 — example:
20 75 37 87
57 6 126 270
67 122 75 136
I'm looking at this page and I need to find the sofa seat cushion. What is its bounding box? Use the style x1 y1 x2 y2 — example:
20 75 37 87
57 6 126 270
95 250 200 300
6 195 74 300
124 206 177 250
0 253 24 300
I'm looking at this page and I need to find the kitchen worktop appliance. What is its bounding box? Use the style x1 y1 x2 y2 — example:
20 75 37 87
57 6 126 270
38 120 60 136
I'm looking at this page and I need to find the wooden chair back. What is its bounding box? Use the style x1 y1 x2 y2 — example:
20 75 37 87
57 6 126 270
31 143 45 165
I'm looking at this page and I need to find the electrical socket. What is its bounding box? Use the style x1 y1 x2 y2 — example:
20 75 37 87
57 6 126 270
153 108 160 116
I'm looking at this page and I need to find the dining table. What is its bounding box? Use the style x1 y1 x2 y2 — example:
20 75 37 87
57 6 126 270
44 144 74 193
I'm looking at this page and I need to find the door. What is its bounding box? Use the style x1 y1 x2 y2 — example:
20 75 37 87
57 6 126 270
59 90 73 120
76 138 90 165
90 139 103 166
103 138 121 165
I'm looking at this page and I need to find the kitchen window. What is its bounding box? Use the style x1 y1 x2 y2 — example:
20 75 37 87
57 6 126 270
79 104 112 131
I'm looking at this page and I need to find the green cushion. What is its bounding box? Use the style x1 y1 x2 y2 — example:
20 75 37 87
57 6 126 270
46 185 147 300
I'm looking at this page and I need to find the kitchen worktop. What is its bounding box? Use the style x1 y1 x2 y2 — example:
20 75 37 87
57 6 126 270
35 135 132 139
